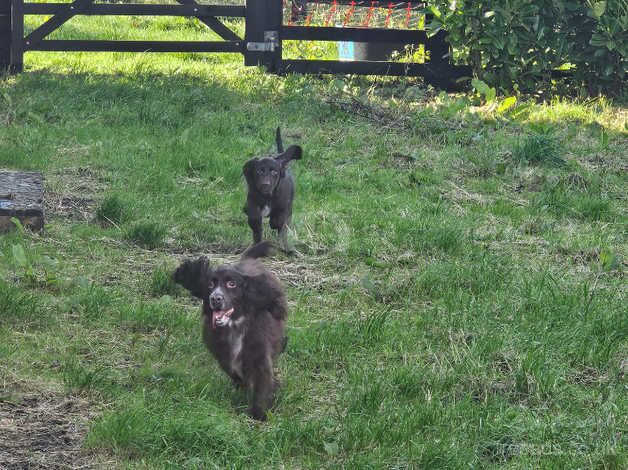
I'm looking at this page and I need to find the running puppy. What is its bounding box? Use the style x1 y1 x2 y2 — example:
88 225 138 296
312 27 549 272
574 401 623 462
243 128 302 254
173 242 287 421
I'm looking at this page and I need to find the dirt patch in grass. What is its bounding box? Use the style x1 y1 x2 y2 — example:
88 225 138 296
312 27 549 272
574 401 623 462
581 152 628 173
569 366 608 387
0 390 98 469
264 256 354 290
571 248 601 265
387 152 418 170
45 167 104 222
46 194 96 222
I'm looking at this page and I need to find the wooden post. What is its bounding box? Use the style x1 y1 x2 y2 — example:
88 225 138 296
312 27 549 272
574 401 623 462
424 30 455 90
244 0 281 72
10 0 23 72
266 0 282 73
244 0 265 66
427 30 450 66
0 171 45 233
0 0 10 71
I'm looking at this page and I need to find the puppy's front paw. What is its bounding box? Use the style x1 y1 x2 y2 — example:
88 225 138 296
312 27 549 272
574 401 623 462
247 407 267 421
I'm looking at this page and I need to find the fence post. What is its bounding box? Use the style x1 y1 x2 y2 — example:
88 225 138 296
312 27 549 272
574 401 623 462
244 0 281 72
1 0 23 73
427 30 450 67
266 0 281 72
244 0 265 66
0 0 10 71
423 30 455 89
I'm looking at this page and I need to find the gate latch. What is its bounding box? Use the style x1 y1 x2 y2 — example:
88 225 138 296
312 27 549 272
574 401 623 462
246 31 279 52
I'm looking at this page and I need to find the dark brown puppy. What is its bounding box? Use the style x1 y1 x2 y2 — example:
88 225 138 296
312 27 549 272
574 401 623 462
243 128 302 254
173 242 287 421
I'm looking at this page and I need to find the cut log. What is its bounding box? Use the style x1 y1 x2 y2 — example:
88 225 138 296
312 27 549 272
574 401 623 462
0 170 45 233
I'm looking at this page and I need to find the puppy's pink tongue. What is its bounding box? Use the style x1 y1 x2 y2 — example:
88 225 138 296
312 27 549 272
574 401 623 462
211 308 234 329
212 311 220 329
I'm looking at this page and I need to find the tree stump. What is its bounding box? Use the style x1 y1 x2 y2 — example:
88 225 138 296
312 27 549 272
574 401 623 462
0 171 45 233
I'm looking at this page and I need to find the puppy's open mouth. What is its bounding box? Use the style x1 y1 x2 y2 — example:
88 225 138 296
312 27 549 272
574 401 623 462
212 308 234 328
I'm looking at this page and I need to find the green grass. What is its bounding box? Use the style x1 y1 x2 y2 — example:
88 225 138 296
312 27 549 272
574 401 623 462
512 131 564 167
1 13 627 469
96 194 129 225
125 221 167 249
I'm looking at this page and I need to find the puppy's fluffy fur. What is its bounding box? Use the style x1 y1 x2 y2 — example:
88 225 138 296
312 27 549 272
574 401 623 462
173 242 287 420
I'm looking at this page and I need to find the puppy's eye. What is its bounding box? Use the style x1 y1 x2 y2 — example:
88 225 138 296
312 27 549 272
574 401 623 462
257 168 264 175
226 280 237 289
271 170 278 176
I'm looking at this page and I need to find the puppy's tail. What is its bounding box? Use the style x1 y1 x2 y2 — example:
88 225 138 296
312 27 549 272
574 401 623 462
241 240 275 260
275 127 284 153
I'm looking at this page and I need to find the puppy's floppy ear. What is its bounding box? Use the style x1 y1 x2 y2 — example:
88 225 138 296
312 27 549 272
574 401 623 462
243 158 259 189
275 145 302 167
243 271 287 320
173 256 211 300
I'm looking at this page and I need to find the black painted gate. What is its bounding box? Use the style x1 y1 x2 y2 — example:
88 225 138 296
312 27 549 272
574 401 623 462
0 0 470 89
246 0 470 89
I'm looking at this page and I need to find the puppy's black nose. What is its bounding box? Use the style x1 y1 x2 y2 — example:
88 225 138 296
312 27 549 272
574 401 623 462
210 292 224 307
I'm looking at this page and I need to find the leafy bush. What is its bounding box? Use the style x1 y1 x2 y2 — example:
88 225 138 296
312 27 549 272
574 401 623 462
428 0 626 95
566 0 627 95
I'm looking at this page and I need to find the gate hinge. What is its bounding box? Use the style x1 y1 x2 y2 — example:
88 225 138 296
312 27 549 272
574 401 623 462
246 31 279 52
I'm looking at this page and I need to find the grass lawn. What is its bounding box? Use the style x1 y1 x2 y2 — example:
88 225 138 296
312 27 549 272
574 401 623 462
1 13 627 469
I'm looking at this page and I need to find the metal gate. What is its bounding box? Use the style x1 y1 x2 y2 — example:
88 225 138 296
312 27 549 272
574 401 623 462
1 0 470 89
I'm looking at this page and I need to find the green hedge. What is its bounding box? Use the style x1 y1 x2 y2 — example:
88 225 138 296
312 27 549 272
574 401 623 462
428 1 626 95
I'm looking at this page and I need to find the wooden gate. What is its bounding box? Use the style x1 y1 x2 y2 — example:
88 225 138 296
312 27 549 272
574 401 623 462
1 0 470 89
245 0 470 89
0 0 246 73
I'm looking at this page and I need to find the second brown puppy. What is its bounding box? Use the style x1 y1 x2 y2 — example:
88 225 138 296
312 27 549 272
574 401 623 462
173 242 287 421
